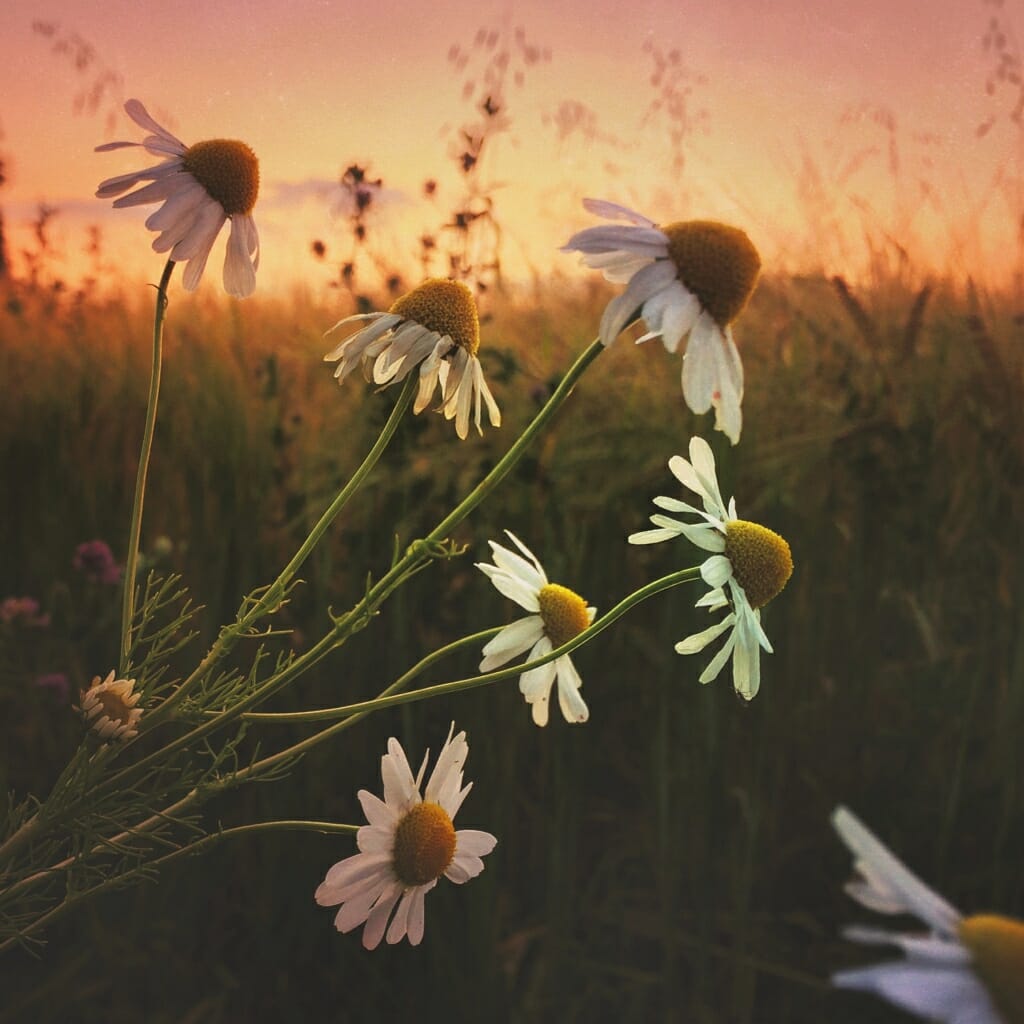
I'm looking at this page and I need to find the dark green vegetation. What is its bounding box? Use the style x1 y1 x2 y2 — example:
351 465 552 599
1 270 1022 1023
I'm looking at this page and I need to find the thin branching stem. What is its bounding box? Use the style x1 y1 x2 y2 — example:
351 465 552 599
121 259 175 670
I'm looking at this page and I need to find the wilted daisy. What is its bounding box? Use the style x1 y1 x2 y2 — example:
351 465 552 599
315 724 496 949
629 436 792 700
832 805 1023 1023
96 99 260 297
76 670 143 741
323 278 501 439
476 532 594 726
561 199 761 444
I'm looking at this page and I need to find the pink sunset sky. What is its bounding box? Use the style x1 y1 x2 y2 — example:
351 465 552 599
0 0 1021 295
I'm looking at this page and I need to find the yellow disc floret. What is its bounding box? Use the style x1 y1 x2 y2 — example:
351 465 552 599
662 220 761 329
959 914 1024 1022
182 139 260 216
392 802 457 887
537 583 591 648
723 520 793 610
389 278 480 356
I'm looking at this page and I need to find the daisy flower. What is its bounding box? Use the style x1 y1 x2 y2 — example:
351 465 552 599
76 670 143 741
832 805 1024 1023
628 436 792 700
96 99 260 297
323 278 501 439
476 532 594 727
561 199 761 444
315 724 497 949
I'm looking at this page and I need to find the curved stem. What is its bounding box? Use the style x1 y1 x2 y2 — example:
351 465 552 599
150 373 417 726
235 626 503 723
245 565 701 776
120 259 175 669
47 338 607 813
0 820 356 956
249 372 418 618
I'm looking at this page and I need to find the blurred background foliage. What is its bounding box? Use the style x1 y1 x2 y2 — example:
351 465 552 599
0 266 1022 1023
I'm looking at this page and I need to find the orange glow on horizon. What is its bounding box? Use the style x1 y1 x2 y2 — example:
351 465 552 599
2 0 1022 295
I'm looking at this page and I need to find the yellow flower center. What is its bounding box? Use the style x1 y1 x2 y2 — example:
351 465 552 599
537 583 591 648
91 688 135 726
723 520 793 610
662 220 761 329
959 914 1024 1022
392 801 457 887
182 139 260 216
389 278 480 356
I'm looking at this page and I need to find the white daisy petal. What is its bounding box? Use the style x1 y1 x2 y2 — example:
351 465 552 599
675 614 736 655
581 198 657 226
833 963 1002 1024
599 261 678 346
832 807 962 935
700 554 733 589
479 616 546 670
829 806 1010 1023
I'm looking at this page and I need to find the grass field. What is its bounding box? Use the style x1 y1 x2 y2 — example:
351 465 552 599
1 263 1022 1023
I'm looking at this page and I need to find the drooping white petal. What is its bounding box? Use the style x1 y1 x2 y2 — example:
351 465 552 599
599 260 678 346
581 198 657 226
675 614 735 655
361 881 404 950
555 656 589 723
833 961 1002 1024
479 616 546 671
698 627 737 683
832 807 963 936
709 323 744 445
561 224 669 256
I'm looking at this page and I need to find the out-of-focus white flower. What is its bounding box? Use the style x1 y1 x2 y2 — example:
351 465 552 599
832 804 1024 1023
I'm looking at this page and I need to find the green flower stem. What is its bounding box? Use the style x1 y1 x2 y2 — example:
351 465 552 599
26 337 606 837
309 337 604 651
148 372 418 727
235 626 504 723
242 565 702 778
245 372 418 619
120 259 175 669
0 820 357 956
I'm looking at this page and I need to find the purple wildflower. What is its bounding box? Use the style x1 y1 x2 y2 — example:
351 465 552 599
34 673 70 702
0 597 50 627
72 540 123 585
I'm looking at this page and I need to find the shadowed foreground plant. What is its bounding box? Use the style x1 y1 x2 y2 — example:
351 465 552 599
0 102 798 974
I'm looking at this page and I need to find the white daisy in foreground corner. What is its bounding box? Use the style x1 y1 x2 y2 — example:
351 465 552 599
561 199 761 444
476 532 595 727
832 805 1024 1023
315 724 496 949
323 278 501 439
628 436 792 700
96 99 260 297
76 670 143 741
